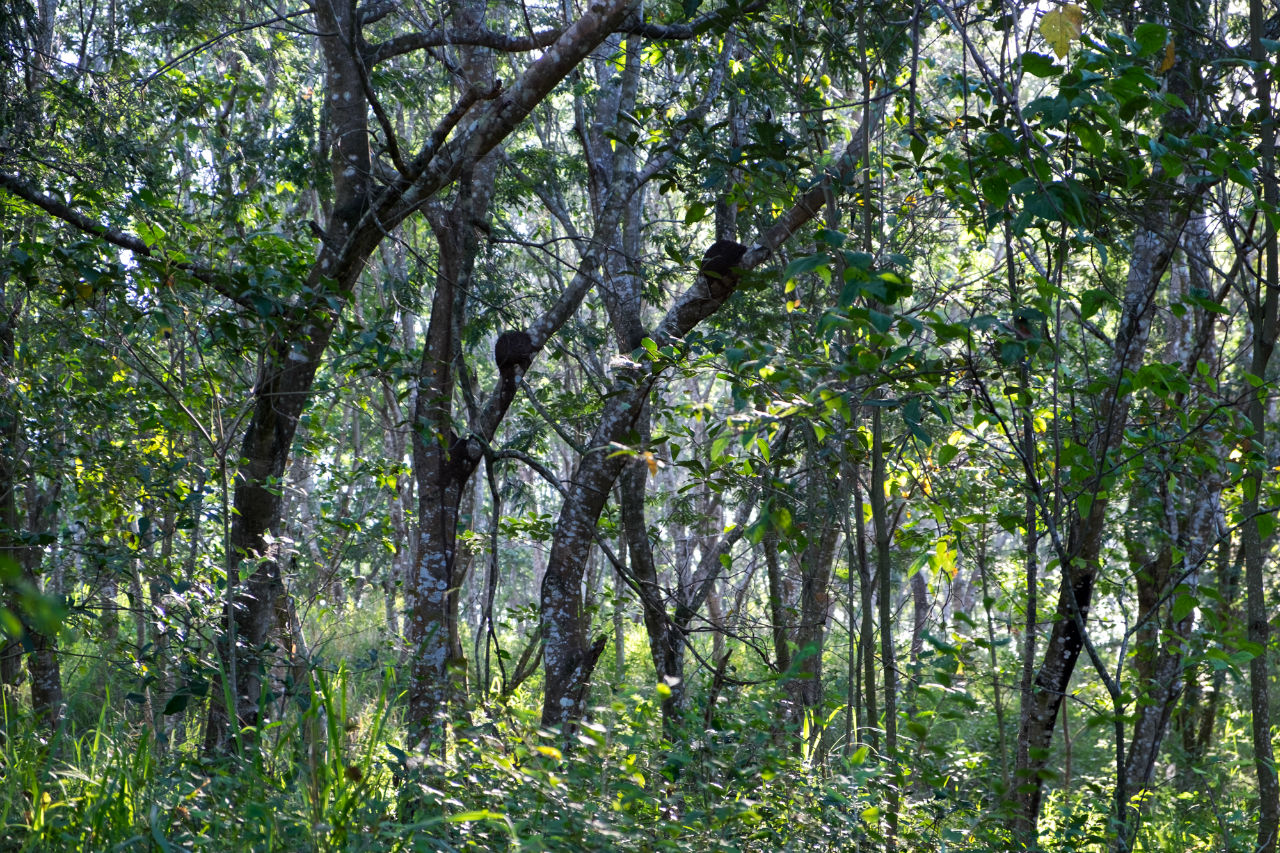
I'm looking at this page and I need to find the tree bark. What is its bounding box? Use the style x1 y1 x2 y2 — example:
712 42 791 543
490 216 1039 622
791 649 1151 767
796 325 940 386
1246 1 1280 846
788 436 844 740
1014 197 1189 831
1111 213 1223 852
853 471 877 750
0 279 63 730
870 406 899 850
537 98 885 726
406 174 495 748
201 0 643 752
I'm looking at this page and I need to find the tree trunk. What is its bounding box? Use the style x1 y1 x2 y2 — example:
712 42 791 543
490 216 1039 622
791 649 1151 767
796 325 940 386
1246 1 1280 846
788 436 844 742
1014 198 1189 832
406 171 495 748
853 472 877 750
765 527 791 678
1111 213 1223 851
870 406 899 851
201 0 643 752
0 278 62 730
538 97 884 727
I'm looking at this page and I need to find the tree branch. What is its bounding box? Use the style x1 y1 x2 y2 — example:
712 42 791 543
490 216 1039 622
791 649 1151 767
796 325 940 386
363 27 564 66
362 0 767 66
621 0 767 39
0 171 254 309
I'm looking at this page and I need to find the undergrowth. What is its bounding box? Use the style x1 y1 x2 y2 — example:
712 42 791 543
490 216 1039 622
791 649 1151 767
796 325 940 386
0 664 1242 852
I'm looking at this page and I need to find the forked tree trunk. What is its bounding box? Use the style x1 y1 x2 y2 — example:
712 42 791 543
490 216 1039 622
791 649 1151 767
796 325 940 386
200 0 642 752
1111 215 1223 852
406 171 495 748
539 102 884 729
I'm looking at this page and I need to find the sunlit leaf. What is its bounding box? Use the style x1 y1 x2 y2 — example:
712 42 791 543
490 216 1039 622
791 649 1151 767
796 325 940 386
1039 5 1083 59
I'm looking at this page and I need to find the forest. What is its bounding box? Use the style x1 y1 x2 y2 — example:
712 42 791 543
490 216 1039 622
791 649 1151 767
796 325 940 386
1 0 1278 849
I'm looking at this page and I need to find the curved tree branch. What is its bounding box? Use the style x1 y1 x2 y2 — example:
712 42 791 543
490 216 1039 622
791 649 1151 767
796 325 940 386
362 0 767 66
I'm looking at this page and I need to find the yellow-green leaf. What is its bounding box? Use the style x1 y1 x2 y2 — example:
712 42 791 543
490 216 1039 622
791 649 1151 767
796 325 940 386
1040 5 1083 59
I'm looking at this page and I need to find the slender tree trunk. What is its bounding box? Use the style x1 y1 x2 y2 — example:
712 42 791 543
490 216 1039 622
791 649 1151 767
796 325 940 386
1176 536 1236 791
1010 234 1042 841
613 528 627 684
1014 196 1189 833
975 530 1010 793
907 570 927 673
789 438 844 746
765 527 791 678
853 470 877 750
1246 2 1280 847
406 172 494 748
149 508 175 750
1111 214 1223 852
870 407 898 851
0 280 24 693
843 454 861 757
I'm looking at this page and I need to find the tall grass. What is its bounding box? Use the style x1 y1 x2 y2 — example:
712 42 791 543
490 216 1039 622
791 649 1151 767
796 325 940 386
0 663 1244 852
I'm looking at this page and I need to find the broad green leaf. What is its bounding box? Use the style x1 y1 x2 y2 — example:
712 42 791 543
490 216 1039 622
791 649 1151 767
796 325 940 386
684 201 708 224
784 254 830 279
1170 593 1197 622
1021 52 1059 78
1133 22 1168 57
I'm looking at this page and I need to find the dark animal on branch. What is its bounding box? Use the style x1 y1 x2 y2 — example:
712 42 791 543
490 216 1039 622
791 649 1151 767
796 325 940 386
494 329 535 407
699 240 748 298
495 330 534 376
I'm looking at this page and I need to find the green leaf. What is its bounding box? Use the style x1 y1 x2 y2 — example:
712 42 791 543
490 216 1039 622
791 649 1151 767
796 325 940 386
1170 593 1197 622
1076 123 1105 156
1021 52 1060 78
1133 23 1168 57
0 607 21 639
1081 288 1110 320
980 176 1009 209
783 254 830 279
910 133 927 163
448 809 506 823
1257 511 1276 541
772 506 794 535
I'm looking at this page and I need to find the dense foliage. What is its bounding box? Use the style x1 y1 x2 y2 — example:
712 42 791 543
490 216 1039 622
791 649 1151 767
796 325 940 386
2 0 1279 850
